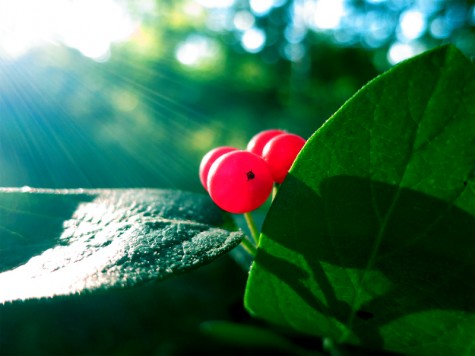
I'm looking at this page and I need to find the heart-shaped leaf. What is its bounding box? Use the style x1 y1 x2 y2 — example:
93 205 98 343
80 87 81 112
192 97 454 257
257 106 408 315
245 45 475 355
0 188 243 303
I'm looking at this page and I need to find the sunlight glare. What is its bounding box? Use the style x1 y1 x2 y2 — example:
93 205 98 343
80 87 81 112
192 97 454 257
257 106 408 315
0 0 137 61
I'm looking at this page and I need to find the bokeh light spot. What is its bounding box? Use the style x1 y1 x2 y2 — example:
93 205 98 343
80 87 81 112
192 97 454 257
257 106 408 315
241 28 266 53
250 0 274 17
312 0 346 30
282 43 306 62
175 34 220 67
388 42 424 64
430 17 451 39
195 0 235 9
233 11 255 31
399 10 426 40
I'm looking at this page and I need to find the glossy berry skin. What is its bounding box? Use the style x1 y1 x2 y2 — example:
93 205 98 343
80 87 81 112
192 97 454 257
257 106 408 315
247 129 286 157
207 150 273 214
199 146 237 191
262 133 306 184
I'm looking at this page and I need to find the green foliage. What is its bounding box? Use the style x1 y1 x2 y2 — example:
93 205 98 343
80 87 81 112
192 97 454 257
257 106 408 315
245 45 475 354
0 188 243 302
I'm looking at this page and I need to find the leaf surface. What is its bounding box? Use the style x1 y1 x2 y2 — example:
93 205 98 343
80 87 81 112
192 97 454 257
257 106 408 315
245 45 475 355
0 188 243 302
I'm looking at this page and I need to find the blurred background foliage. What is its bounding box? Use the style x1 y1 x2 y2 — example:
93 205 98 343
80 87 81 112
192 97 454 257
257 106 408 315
1 0 473 191
1 1 474 354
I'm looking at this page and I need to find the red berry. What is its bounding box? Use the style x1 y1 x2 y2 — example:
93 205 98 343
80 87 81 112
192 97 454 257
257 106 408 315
199 146 237 191
207 150 273 214
247 129 286 157
262 133 306 184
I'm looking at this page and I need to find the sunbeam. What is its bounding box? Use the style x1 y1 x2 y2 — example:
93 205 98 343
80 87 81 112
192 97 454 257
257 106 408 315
0 42 235 191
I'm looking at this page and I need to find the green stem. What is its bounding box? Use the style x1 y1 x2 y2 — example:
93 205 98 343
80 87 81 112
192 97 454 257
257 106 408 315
272 183 280 200
243 212 259 245
240 237 256 257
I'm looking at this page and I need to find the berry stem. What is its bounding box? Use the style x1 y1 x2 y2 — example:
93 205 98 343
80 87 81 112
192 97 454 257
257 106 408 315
240 237 256 256
272 184 280 200
244 212 259 245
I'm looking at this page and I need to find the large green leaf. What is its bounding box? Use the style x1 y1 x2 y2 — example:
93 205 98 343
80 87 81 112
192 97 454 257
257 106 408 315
245 45 475 355
0 188 243 302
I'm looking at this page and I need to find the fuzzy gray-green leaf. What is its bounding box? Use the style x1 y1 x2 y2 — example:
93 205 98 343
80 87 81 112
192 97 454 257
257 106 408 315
0 188 243 302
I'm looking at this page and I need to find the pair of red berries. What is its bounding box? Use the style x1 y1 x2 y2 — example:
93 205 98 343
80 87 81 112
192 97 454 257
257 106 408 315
199 129 306 214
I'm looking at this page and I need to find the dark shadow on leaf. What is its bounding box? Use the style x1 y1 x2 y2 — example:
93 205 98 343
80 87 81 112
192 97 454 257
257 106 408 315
256 174 475 348
0 192 94 272
256 249 385 348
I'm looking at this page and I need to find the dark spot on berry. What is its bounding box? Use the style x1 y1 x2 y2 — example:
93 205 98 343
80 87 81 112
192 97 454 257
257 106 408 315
356 310 374 320
463 181 467 186
246 170 255 181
